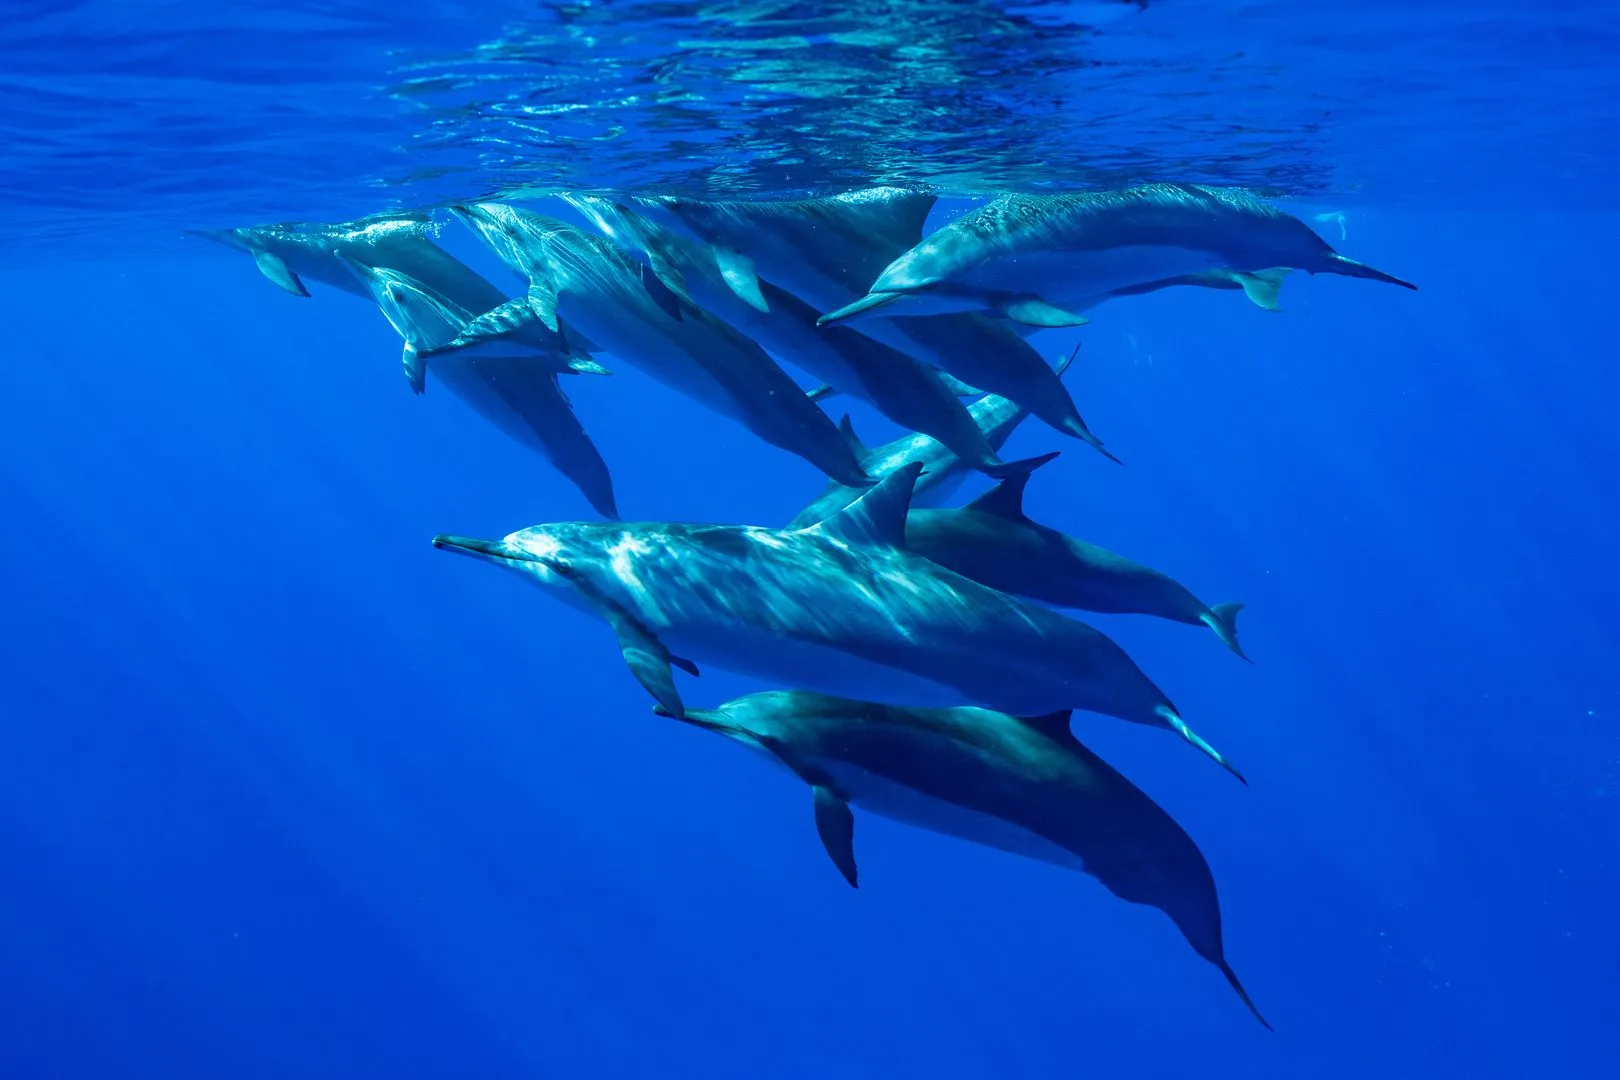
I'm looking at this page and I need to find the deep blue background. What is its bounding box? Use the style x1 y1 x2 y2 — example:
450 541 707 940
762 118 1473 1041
2 203 1617 1079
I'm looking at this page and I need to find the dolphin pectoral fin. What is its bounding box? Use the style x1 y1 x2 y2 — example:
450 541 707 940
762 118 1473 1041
996 296 1091 328
1015 710 1077 743
968 451 1061 513
251 250 311 297
1322 253 1417 291
936 372 986 397
401 345 427 396
714 247 769 313
806 383 841 403
537 558 696 715
1229 268 1293 311
1053 340 1081 378
1200 602 1250 662
639 262 685 321
1158 707 1246 785
440 297 540 352
812 786 858 889
817 291 901 326
564 355 613 377
528 281 563 332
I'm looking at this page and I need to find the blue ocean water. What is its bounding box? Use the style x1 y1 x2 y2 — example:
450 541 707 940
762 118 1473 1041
3 3 1618 1078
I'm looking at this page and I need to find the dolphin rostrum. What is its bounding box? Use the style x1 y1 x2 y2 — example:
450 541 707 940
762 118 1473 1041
434 203 875 489
904 455 1248 658
432 461 1243 780
561 192 1047 481
818 183 1417 329
334 253 620 519
658 689 1271 1028
788 345 1080 529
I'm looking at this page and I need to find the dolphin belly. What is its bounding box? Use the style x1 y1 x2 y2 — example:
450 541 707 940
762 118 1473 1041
660 623 973 709
962 245 1227 306
816 758 1086 873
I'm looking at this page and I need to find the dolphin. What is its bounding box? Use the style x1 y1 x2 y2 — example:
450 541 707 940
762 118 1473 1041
194 214 612 377
333 253 620 519
818 183 1417 329
432 461 1243 781
434 203 874 489
788 345 1079 529
561 193 1046 481
635 191 1119 463
657 689 1271 1029
903 455 1247 659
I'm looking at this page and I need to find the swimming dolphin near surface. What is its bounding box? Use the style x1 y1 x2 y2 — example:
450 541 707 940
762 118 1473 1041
561 192 1043 480
818 183 1417 329
635 190 1120 463
195 215 612 378
903 455 1247 659
333 253 620 519
432 461 1244 781
657 689 1271 1028
788 346 1080 529
434 203 874 489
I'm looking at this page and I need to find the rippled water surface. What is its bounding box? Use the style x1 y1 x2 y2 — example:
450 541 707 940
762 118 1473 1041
4 0 1617 247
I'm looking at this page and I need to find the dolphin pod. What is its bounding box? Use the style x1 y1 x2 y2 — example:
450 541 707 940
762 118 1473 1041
819 182 1417 329
202 181 1417 1028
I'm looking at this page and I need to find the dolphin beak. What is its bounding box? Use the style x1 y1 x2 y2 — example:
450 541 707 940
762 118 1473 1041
432 534 515 562
1323 253 1417 290
817 291 903 326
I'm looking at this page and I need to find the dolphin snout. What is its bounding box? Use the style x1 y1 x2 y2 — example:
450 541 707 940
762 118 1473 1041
432 534 513 561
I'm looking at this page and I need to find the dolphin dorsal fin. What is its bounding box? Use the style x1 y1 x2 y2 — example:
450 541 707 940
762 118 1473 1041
808 461 922 548
836 414 867 456
1017 711 1076 743
963 452 1058 519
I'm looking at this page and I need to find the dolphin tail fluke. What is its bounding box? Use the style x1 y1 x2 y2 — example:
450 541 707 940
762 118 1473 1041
818 291 902 326
1230 268 1293 312
1200 602 1250 662
981 450 1061 482
1158 707 1246 785
1323 253 1417 291
1218 960 1274 1031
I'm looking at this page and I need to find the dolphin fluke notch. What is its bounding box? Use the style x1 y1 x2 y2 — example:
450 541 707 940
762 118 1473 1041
1321 253 1417 290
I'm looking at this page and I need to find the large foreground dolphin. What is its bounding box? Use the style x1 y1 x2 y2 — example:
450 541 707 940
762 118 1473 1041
562 193 1041 479
432 462 1243 780
334 253 619 519
818 183 1417 329
196 215 610 378
659 689 1270 1028
904 456 1247 658
436 204 873 489
636 190 1119 463
788 346 1079 529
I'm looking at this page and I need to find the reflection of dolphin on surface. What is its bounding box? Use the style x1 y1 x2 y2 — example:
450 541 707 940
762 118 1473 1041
432 461 1244 781
335 253 620 519
819 183 1416 329
903 455 1248 659
434 203 875 489
658 688 1271 1029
